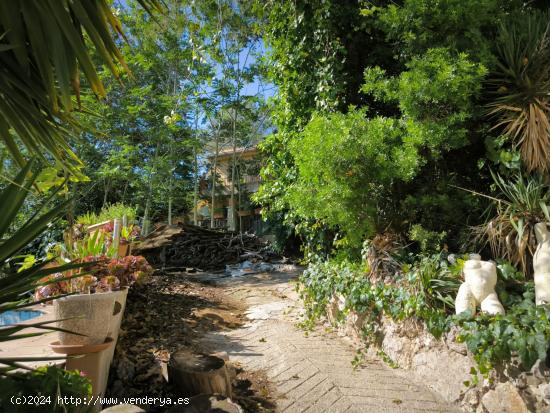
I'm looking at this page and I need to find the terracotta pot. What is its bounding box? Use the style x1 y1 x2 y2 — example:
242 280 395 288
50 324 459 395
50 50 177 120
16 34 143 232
118 243 129 257
54 292 117 346
51 337 115 401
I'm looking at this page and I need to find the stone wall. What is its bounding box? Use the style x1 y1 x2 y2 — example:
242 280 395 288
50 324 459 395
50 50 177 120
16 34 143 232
326 294 550 412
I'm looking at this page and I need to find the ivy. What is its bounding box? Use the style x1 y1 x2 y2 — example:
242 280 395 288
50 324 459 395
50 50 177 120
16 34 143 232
299 257 550 378
456 284 550 375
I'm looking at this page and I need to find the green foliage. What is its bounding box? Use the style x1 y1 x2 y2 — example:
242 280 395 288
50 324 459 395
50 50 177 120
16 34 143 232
0 0 163 174
76 203 137 226
288 110 413 246
300 256 550 377
67 231 116 260
0 366 92 412
408 224 447 253
254 0 387 223
299 254 460 339
286 48 487 250
0 163 92 373
456 284 550 377
363 48 488 156
377 0 518 64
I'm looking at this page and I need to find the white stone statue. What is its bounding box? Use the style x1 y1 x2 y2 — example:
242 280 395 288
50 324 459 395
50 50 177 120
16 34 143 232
455 254 505 315
533 222 550 305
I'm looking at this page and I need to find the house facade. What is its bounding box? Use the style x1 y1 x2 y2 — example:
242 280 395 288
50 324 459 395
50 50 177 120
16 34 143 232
190 145 264 233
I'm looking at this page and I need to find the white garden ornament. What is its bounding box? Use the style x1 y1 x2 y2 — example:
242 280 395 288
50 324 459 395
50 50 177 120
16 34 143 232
533 222 550 305
455 254 505 315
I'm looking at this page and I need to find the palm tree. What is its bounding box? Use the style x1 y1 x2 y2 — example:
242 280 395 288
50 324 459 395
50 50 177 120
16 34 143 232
0 0 163 174
485 10 550 175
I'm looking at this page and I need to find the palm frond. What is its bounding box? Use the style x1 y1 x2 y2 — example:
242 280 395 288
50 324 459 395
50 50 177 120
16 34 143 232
471 172 550 275
0 163 93 373
485 10 550 174
0 0 164 173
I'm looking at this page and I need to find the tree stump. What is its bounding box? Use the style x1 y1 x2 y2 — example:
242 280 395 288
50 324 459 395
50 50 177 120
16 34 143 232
168 394 243 413
168 352 232 398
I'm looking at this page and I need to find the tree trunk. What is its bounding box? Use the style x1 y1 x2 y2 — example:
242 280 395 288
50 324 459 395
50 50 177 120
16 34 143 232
228 111 238 232
211 134 219 229
142 166 155 236
238 169 242 233
193 144 199 226
168 352 232 398
103 178 110 208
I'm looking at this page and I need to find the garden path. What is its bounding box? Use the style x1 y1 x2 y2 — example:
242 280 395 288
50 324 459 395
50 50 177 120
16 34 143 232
197 269 458 413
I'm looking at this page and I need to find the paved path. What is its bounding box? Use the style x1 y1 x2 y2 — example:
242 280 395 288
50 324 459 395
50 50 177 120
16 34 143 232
199 270 457 413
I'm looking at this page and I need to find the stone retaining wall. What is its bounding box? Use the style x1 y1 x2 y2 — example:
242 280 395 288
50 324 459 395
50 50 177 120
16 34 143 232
326 294 550 412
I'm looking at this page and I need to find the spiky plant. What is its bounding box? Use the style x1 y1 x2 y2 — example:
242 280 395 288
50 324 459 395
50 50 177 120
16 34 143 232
0 0 163 173
473 172 550 276
0 162 93 374
486 10 550 175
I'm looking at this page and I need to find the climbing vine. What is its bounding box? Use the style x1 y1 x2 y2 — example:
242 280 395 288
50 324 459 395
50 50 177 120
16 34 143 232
298 257 550 381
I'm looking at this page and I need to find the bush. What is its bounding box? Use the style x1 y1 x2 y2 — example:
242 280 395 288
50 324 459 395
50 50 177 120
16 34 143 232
288 110 414 247
76 203 137 226
0 366 92 412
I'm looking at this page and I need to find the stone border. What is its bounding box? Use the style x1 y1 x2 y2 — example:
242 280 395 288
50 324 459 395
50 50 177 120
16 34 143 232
326 294 548 412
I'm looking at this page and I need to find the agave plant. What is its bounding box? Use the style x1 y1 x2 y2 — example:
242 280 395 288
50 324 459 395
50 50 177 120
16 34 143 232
473 172 550 276
0 162 93 374
485 10 550 175
0 0 163 173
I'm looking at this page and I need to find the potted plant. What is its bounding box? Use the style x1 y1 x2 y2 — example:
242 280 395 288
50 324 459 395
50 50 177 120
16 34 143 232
36 255 153 346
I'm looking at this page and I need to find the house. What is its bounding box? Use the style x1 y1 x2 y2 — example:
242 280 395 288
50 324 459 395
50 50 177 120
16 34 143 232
190 145 263 233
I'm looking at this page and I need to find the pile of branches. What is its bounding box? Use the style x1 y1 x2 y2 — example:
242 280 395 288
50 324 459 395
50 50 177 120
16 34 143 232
132 224 271 271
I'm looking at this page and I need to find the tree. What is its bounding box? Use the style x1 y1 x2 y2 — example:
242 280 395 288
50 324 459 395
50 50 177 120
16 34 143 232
254 0 532 255
195 0 264 231
74 0 209 230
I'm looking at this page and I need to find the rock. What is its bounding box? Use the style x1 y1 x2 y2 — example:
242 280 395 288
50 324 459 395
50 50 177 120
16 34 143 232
101 405 145 413
540 383 550 405
531 359 550 381
515 373 528 389
462 388 480 408
445 326 468 355
525 373 543 386
481 382 530 413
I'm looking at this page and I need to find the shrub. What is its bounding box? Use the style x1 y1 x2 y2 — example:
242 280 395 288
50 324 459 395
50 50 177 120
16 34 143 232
0 366 92 412
76 203 137 226
34 255 153 300
472 172 550 276
288 110 413 247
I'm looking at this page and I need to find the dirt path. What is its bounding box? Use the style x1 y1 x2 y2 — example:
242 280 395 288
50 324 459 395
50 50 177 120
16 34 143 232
109 268 457 412
197 269 458 413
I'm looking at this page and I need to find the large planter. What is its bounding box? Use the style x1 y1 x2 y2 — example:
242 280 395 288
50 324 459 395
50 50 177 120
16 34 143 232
54 292 117 346
105 287 129 363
